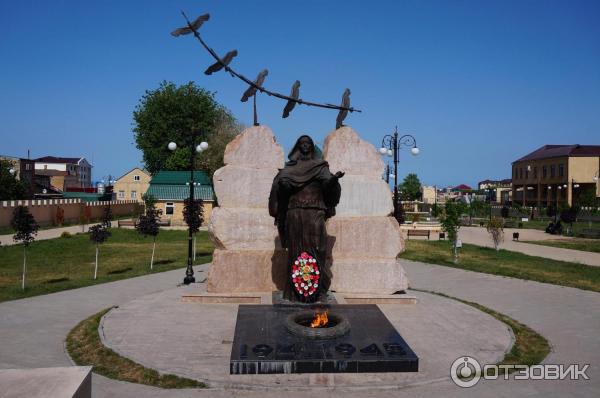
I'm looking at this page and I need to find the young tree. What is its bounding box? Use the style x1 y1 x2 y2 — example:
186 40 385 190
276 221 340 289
11 206 39 290
560 205 579 235
0 159 27 200
89 224 111 279
132 81 242 177
486 217 504 251
440 201 466 263
183 198 204 260
398 173 422 201
102 205 112 228
136 194 162 269
79 206 92 232
55 206 65 227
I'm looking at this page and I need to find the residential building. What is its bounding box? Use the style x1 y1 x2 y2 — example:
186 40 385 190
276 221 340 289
145 170 215 226
477 179 512 203
34 156 93 188
512 145 600 207
114 168 151 202
34 169 78 192
0 155 35 196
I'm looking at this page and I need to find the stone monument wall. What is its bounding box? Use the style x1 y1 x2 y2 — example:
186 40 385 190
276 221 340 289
207 126 287 292
323 127 408 293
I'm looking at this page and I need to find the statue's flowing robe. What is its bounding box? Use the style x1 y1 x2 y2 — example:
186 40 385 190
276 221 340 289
269 157 341 302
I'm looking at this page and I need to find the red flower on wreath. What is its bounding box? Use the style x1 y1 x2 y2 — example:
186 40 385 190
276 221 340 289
291 251 320 297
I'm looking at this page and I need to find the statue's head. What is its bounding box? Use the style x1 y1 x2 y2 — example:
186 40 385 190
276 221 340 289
289 135 319 161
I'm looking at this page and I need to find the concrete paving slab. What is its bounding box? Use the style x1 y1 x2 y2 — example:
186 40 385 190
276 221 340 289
100 287 512 390
0 366 91 398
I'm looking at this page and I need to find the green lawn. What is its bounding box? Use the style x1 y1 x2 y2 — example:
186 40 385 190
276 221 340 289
506 218 600 235
522 238 600 254
0 229 213 302
400 240 600 292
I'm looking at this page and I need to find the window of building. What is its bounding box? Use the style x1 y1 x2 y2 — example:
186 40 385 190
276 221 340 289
166 202 174 215
550 165 555 177
525 169 529 179
543 166 547 178
519 168 523 179
118 190 125 199
131 190 137 199
558 164 564 177
134 175 140 181
533 167 537 179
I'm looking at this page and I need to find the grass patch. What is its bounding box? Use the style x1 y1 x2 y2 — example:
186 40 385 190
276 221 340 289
44 277 70 284
413 289 550 371
0 229 213 302
66 308 206 388
522 238 600 253
507 218 600 234
107 267 133 275
400 240 600 292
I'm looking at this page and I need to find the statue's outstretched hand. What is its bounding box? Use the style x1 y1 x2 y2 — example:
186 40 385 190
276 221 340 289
334 171 345 179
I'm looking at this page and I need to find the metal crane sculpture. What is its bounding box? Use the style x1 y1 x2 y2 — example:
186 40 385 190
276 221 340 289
282 80 301 118
171 11 361 127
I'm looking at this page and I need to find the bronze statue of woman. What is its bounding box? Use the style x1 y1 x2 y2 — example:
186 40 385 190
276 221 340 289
269 135 344 302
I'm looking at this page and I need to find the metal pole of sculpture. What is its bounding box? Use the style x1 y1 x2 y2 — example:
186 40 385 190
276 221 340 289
269 136 344 303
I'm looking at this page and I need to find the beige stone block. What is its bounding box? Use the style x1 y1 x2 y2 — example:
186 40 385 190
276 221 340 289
223 125 284 169
207 249 287 293
323 126 384 178
335 175 393 216
329 258 408 294
213 165 277 208
209 207 280 250
326 216 404 259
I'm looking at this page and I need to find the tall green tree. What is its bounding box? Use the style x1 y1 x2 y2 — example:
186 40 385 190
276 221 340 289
398 173 422 201
0 160 27 201
133 81 242 177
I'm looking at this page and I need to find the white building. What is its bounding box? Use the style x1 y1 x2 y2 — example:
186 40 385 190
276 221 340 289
34 156 93 188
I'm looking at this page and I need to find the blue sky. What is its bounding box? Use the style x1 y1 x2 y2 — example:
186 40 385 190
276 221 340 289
1 0 598 187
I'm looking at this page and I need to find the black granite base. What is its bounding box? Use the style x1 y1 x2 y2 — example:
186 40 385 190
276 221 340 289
230 304 418 374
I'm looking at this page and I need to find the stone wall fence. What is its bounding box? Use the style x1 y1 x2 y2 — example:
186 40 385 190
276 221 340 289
0 199 141 228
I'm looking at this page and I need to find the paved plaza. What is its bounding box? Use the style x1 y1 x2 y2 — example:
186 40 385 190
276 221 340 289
0 260 598 397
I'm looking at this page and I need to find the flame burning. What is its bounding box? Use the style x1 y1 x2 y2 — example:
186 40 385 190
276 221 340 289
310 310 329 328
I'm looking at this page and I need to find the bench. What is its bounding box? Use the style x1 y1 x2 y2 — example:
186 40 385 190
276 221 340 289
407 229 430 240
117 219 137 227
157 219 171 227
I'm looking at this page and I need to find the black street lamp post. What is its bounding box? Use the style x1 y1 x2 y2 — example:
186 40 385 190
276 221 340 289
379 127 419 224
168 131 208 285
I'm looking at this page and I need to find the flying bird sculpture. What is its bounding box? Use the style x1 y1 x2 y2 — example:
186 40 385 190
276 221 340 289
172 11 362 127
241 69 269 102
204 50 238 75
170 13 210 36
282 80 301 118
335 88 351 129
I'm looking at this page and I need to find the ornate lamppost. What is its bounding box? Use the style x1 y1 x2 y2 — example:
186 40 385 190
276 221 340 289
168 132 209 285
379 127 419 224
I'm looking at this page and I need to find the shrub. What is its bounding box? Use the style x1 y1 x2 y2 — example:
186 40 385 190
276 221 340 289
61 231 72 238
486 217 504 251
